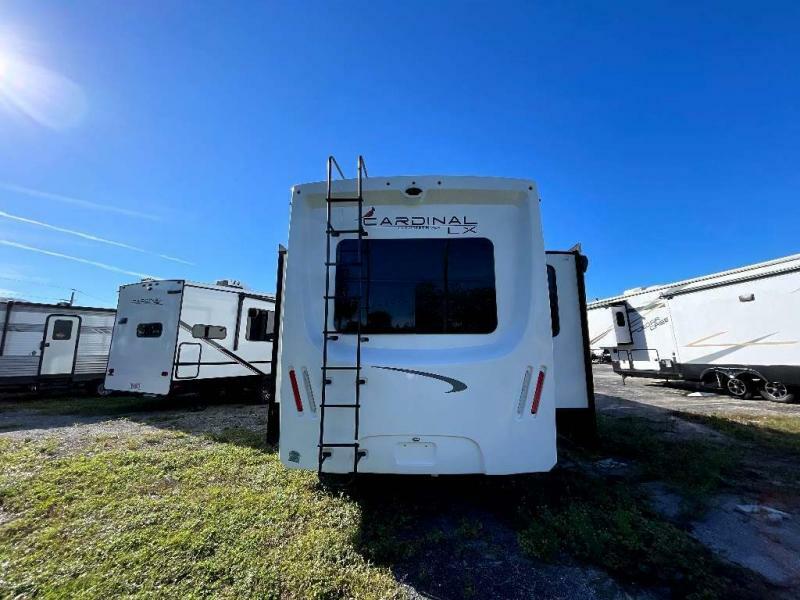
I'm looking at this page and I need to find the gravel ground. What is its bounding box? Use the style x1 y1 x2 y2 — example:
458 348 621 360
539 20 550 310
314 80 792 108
593 363 800 418
0 401 267 455
593 364 800 592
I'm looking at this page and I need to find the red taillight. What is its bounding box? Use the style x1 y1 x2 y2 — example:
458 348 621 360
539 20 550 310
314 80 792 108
530 368 546 414
289 369 304 412
107 368 114 376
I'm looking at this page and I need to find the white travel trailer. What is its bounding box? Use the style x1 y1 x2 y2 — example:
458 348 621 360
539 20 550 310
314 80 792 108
105 279 275 396
275 156 594 476
0 300 115 394
587 252 800 402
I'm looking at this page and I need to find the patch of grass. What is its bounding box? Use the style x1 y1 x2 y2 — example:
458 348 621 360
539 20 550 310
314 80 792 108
516 470 725 597
0 433 402 599
597 415 739 505
680 412 800 456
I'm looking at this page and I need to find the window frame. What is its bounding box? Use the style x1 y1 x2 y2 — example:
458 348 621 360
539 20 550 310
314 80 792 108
52 319 74 341
333 237 498 335
245 308 274 342
136 322 163 338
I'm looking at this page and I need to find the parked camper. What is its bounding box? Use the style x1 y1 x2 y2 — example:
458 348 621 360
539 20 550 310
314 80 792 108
0 300 115 394
105 279 275 397
587 253 800 402
275 156 594 476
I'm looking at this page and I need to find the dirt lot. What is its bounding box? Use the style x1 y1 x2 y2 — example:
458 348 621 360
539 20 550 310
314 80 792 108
1 370 799 599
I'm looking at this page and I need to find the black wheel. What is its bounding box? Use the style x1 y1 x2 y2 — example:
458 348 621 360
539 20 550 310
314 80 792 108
726 376 752 399
252 379 270 403
759 382 795 403
96 382 112 397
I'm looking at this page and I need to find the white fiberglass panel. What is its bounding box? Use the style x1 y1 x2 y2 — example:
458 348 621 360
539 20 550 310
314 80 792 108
278 176 556 475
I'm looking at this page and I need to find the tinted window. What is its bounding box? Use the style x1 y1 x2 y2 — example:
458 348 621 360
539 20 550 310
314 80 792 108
334 238 497 334
547 265 560 337
191 324 227 340
615 311 626 327
52 319 73 340
246 308 274 341
137 322 163 338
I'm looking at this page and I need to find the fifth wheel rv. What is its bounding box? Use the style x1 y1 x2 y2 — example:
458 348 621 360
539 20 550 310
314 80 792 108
275 156 594 476
105 279 275 397
0 300 115 394
587 252 800 402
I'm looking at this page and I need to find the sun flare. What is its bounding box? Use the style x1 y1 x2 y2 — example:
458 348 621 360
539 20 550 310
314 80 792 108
0 46 86 129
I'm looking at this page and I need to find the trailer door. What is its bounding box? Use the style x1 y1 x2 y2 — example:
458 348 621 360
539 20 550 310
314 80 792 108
40 315 80 375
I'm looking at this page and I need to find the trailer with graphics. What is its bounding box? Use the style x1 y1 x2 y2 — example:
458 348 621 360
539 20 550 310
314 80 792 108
0 300 115 394
273 156 595 477
587 252 800 403
105 279 275 397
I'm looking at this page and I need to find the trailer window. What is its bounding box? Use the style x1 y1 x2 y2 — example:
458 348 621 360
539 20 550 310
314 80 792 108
52 319 74 340
246 308 274 341
334 238 497 334
136 322 163 338
191 324 227 340
547 265 560 337
615 311 626 327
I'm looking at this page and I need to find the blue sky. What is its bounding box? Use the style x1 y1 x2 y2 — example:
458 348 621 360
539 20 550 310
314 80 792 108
0 1 798 306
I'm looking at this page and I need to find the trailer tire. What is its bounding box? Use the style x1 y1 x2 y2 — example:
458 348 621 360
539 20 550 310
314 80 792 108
759 382 795 403
252 380 270 403
726 376 752 399
96 382 112 397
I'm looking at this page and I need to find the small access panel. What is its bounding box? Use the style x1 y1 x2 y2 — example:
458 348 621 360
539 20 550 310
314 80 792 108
40 315 80 375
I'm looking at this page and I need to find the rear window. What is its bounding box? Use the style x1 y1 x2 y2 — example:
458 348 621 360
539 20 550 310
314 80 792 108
136 322 163 338
52 319 74 340
615 311 626 327
334 238 497 334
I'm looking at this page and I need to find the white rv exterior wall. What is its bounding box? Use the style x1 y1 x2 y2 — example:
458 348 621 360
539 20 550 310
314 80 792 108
106 280 274 395
278 175 558 475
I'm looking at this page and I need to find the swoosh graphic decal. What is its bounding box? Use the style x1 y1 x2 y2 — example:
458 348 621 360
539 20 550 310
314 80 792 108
371 365 467 393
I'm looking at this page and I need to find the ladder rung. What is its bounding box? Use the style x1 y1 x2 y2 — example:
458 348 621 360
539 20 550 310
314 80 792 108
327 228 369 236
326 196 362 203
319 442 360 448
322 365 360 370
322 403 360 408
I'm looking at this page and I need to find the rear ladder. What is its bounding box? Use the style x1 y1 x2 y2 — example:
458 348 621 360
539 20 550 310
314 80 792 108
318 155 369 475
